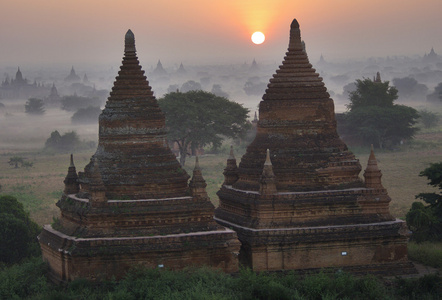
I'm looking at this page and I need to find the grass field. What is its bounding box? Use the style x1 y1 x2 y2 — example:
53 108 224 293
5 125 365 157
1 135 441 226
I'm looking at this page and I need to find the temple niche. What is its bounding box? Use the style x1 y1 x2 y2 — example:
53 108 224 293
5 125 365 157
38 30 239 282
215 19 416 275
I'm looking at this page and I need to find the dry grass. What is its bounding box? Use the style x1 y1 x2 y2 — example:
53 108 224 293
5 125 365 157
408 241 442 269
2 141 442 226
0 151 94 225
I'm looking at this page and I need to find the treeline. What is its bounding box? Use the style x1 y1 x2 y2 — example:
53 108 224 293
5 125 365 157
1 259 441 300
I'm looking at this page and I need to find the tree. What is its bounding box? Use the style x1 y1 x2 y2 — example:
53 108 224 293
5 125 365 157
342 77 419 148
347 78 398 110
406 162 442 242
24 98 45 115
392 77 428 101
71 106 101 124
0 195 41 264
419 109 440 129
211 84 229 99
180 80 202 93
243 77 267 96
61 95 101 112
426 82 442 102
44 130 94 153
158 91 250 166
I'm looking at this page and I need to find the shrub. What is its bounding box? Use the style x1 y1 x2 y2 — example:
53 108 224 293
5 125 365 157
0 257 50 299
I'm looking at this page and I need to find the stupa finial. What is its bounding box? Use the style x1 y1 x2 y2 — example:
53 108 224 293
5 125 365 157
64 154 79 195
288 18 303 51
125 29 136 53
194 155 201 170
70 153 75 167
264 149 272 166
229 145 235 160
260 149 277 195
290 18 300 29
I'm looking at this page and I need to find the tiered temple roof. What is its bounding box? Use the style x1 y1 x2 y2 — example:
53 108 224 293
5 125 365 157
232 19 362 193
79 29 189 200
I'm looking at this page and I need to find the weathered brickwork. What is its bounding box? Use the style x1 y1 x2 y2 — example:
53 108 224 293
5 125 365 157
215 19 415 275
39 30 239 282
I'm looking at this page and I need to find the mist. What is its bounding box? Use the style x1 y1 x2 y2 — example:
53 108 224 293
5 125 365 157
1 46 442 154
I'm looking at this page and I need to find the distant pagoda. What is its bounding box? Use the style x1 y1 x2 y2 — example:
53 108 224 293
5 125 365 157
39 30 239 282
64 66 81 82
215 19 415 275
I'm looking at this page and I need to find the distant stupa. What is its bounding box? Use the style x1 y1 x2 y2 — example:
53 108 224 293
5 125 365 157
152 59 167 77
64 66 81 82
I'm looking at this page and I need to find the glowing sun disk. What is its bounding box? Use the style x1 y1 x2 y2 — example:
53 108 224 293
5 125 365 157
251 31 265 44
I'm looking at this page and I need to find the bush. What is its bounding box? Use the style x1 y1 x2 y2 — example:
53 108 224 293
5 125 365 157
0 257 50 299
394 274 442 299
0 262 441 299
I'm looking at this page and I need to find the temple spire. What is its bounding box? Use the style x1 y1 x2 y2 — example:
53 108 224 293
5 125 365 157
363 145 384 189
223 146 239 185
88 158 106 205
259 149 277 195
63 154 79 195
189 156 209 199
374 72 382 83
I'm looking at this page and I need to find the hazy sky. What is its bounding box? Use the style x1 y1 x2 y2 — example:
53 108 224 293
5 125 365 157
1 0 441 68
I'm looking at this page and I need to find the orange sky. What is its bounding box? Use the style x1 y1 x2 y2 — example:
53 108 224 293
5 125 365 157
0 0 441 67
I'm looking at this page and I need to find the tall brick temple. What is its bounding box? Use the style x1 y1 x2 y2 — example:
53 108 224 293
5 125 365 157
215 19 415 275
39 30 239 282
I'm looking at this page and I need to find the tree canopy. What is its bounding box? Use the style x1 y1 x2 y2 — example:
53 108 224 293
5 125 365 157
44 130 95 153
0 195 41 265
71 105 101 124
61 95 101 112
406 162 442 242
341 77 419 148
24 98 45 115
158 91 250 165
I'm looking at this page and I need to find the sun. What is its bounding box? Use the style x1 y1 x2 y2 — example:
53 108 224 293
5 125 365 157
251 31 265 45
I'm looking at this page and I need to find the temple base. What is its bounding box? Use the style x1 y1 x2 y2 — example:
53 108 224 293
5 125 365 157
215 217 416 276
39 225 240 282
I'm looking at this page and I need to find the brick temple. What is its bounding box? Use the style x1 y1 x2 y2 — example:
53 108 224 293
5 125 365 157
215 19 415 275
38 30 239 282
